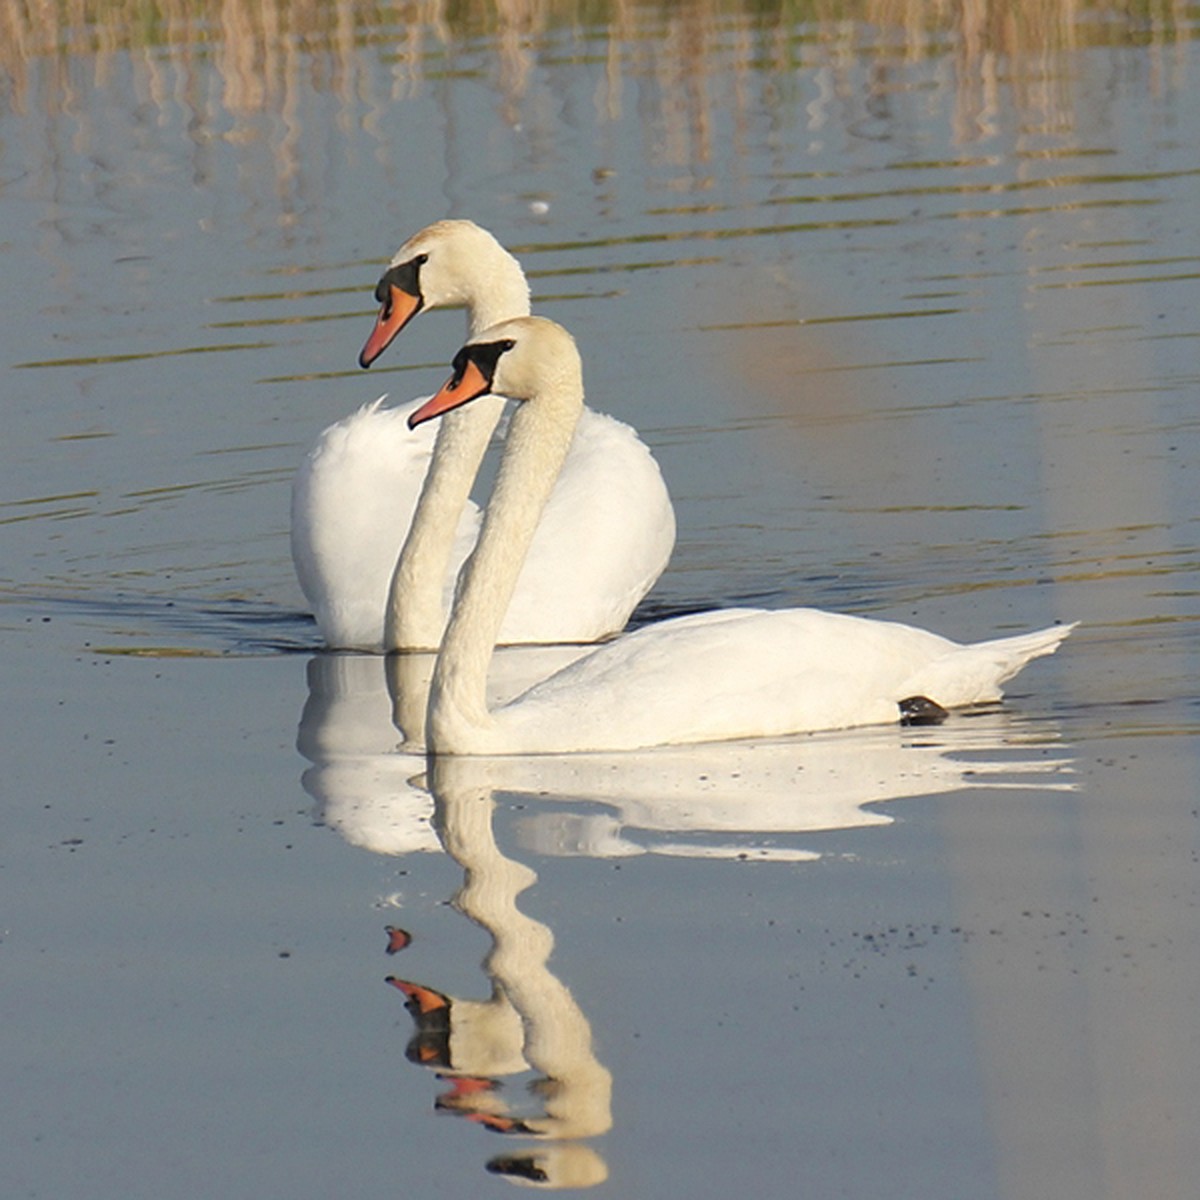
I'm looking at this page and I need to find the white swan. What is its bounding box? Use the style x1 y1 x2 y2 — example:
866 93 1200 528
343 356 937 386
409 316 1075 756
290 219 675 651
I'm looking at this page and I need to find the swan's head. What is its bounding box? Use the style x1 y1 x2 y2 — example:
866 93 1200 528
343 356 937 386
408 316 583 431
359 220 529 368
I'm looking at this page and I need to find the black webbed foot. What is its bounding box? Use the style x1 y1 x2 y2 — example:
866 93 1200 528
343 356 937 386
898 695 948 726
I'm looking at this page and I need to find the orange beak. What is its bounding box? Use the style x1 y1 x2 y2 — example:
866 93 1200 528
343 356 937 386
408 359 492 429
386 976 450 1015
359 285 421 368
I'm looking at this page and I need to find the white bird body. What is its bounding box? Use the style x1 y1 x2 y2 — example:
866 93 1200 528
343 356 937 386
289 220 675 651
412 316 1074 756
466 608 1072 753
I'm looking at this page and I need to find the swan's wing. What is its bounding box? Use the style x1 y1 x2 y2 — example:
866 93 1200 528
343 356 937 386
497 608 957 751
499 407 675 643
500 610 1072 752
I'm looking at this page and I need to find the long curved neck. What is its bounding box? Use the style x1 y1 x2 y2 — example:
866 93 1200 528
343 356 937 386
383 258 532 651
462 249 531 337
428 376 582 753
385 396 505 650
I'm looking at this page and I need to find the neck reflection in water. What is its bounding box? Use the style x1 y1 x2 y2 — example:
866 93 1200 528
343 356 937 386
387 756 613 1187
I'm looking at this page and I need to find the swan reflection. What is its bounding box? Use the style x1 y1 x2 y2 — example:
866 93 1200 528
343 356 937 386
298 651 1075 862
385 756 613 1188
297 650 1072 1186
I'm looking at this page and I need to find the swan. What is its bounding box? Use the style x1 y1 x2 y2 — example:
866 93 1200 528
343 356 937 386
290 219 675 651
407 316 1075 756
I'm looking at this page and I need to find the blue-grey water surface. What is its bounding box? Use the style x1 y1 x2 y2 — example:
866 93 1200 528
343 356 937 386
3 4 1199 1197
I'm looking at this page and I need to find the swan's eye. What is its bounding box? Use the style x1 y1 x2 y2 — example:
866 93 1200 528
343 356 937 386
467 339 515 383
377 256 426 307
396 253 428 289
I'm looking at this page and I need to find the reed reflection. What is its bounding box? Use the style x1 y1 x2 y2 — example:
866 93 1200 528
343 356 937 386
3 0 1190 186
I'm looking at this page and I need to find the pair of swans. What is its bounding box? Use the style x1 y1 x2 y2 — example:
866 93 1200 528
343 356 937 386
291 220 675 652
293 223 1072 755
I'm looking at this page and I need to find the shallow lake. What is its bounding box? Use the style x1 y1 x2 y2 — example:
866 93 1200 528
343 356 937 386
3 2 1199 1196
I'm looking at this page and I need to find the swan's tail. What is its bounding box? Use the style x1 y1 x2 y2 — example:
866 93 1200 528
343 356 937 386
972 621 1077 671
902 621 1077 708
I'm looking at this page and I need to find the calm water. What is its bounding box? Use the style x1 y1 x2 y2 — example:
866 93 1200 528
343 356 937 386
3 3 1199 1197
